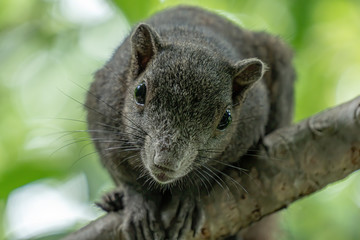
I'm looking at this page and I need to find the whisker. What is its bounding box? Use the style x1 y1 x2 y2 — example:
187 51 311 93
193 168 211 196
104 146 141 152
137 166 150 180
69 151 99 168
204 158 248 173
53 134 141 156
198 146 283 162
71 81 151 138
95 122 146 141
198 149 223 154
58 123 147 144
53 117 88 124
90 138 140 145
197 155 218 162
51 138 94 157
58 88 147 140
204 165 233 199
197 156 260 192
201 165 230 198
241 152 284 161
198 148 223 152
208 165 248 194
116 154 141 168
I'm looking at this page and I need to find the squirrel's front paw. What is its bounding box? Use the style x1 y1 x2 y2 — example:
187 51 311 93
122 191 165 240
96 189 124 212
162 195 205 240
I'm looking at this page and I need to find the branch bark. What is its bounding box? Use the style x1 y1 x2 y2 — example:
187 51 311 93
63 96 360 240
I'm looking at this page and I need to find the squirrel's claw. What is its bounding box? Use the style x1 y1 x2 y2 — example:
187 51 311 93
96 190 124 212
97 188 165 240
122 189 165 240
163 195 205 240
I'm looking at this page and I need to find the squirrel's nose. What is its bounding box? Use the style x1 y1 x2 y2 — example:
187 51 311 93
153 151 180 171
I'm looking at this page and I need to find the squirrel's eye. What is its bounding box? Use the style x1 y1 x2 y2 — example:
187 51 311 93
217 109 232 130
134 82 146 105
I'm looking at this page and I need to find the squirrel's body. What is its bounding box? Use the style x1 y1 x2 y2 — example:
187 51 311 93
86 6 294 239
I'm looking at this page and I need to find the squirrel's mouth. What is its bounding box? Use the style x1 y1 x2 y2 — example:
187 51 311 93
153 172 172 183
149 165 177 184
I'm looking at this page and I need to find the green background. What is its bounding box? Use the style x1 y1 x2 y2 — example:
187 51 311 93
0 0 359 239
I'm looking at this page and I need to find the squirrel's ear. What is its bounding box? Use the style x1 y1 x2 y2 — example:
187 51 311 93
130 23 162 77
232 58 266 100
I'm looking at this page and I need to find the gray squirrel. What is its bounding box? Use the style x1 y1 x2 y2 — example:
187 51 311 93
86 5 295 240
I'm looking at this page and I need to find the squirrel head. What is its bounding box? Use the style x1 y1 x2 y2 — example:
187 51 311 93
124 23 266 186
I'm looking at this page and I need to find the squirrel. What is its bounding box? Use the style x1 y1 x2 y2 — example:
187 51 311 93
85 5 295 240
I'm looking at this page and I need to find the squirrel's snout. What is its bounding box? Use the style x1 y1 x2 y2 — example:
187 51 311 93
153 150 181 171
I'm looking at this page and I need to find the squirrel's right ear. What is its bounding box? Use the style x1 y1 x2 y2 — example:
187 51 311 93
130 23 162 77
232 58 266 100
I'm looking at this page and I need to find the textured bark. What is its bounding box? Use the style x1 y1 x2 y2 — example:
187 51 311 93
63 96 360 240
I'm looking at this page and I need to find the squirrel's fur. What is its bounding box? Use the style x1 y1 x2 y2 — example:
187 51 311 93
86 6 295 239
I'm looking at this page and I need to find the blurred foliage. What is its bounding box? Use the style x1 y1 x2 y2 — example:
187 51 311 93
0 0 359 239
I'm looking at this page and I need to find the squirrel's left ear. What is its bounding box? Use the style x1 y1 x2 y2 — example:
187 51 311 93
232 58 266 100
130 23 162 77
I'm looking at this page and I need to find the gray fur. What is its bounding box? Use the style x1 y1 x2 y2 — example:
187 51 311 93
86 5 295 239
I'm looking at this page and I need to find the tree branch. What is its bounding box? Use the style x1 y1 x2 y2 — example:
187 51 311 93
63 96 360 240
